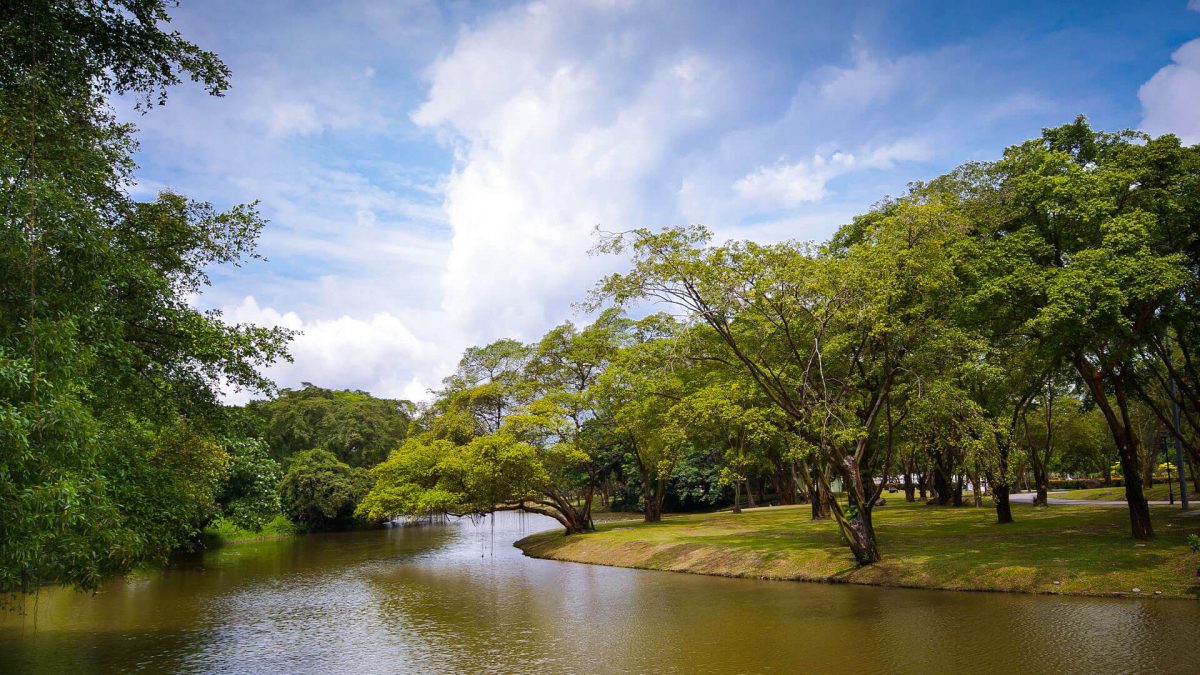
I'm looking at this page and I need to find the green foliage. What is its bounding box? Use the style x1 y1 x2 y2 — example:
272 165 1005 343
202 513 296 547
217 438 282 532
278 450 372 531
249 384 413 467
0 0 291 593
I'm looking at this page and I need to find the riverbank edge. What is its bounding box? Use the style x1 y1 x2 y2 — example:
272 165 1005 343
514 505 1200 600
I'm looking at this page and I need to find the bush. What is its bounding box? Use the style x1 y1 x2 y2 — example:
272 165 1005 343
278 449 372 531
1048 478 1124 490
217 438 282 531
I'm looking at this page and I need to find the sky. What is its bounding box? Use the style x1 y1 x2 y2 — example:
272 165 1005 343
122 0 1200 403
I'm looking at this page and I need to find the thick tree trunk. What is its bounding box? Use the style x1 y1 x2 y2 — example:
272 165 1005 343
1073 355 1153 539
732 479 742 514
902 461 915 502
637 460 664 523
930 463 952 506
797 461 831 520
834 456 881 565
993 484 1014 524
918 471 928 501
815 482 831 519
783 462 799 505
745 478 756 508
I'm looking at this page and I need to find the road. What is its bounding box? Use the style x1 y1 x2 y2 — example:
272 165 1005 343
1009 491 1192 508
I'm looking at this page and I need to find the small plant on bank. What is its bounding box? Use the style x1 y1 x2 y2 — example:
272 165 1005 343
1189 534 1200 577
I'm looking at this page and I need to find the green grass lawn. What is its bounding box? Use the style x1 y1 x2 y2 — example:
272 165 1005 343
1060 484 1193 501
516 500 1200 598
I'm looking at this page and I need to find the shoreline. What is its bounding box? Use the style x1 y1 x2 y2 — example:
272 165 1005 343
515 502 1200 600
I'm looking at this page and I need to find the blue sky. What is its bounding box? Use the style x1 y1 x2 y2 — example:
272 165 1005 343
122 0 1200 401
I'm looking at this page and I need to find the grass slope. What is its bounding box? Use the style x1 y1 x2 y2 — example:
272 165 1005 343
516 501 1200 598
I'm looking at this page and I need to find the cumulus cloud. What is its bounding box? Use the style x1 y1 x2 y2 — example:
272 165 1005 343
223 297 448 403
1139 39 1200 144
132 0 1121 402
412 1 735 340
733 140 929 207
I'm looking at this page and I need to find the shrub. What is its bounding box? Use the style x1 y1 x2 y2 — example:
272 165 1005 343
278 449 372 531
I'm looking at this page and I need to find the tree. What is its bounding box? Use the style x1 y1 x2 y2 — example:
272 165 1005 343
249 385 413 467
593 193 973 564
970 118 1196 539
360 315 634 535
591 315 696 522
1 0 291 593
278 450 371 531
216 438 282 531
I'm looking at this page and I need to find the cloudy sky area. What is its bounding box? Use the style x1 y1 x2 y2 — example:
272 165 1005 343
124 0 1200 402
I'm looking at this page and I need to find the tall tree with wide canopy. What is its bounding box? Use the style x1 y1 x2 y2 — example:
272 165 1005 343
593 194 973 563
0 1 290 593
248 384 414 467
969 118 1196 539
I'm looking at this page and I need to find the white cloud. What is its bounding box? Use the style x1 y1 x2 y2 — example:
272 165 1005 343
817 48 910 108
223 296 451 403
1139 39 1200 144
733 140 929 207
132 0 1080 404
412 0 734 340
1190 0 1200 13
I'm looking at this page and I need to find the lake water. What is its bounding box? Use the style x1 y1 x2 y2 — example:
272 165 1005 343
3 512 1199 674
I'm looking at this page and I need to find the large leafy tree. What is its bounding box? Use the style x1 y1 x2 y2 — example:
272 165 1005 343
0 1 290 593
970 118 1196 539
360 313 633 534
278 449 371 531
249 384 414 467
593 194 974 564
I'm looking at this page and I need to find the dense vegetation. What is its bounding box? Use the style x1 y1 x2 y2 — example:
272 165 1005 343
2 1 1197 596
363 118 1200 567
248 384 414 467
0 2 413 594
0 0 294 594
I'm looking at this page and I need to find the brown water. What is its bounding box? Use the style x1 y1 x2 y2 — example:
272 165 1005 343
3 512 1199 674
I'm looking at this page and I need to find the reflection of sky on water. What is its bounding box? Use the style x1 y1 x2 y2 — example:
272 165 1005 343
4 513 1199 674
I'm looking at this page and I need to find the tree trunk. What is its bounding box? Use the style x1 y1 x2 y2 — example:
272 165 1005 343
1073 355 1153 539
930 461 952 506
637 460 664 523
970 463 984 507
745 478 756 508
918 471 928 501
902 461 915 502
732 479 742 514
993 484 1014 524
832 458 881 565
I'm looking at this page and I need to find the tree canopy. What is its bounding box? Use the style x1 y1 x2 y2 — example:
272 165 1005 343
1 0 291 593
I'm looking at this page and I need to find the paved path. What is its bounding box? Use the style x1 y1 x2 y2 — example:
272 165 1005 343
1010 491 1191 508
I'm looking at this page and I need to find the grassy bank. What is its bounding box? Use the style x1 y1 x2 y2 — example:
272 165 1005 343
516 501 1200 598
200 514 298 547
1060 484 1190 501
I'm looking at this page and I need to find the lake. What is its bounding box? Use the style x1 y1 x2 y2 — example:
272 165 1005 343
3 512 1199 673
